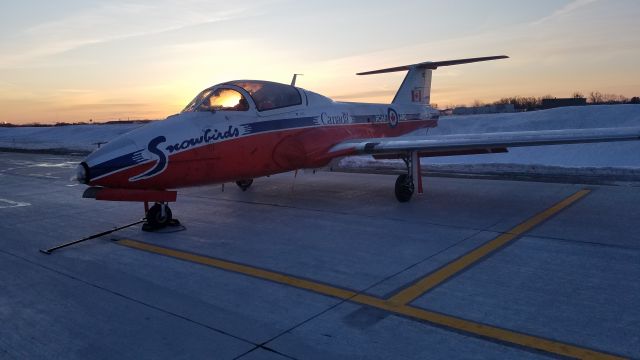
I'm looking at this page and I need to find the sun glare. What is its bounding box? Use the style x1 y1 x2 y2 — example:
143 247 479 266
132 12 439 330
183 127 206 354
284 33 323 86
211 89 242 108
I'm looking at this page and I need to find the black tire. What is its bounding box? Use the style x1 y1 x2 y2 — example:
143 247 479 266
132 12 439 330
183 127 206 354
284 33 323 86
146 203 172 229
395 174 414 202
236 179 254 191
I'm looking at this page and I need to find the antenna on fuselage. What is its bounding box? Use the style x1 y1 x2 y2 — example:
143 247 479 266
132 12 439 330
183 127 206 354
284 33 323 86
291 73 303 86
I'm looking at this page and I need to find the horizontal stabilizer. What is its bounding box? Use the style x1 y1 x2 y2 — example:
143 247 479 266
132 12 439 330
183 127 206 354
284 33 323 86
357 55 509 75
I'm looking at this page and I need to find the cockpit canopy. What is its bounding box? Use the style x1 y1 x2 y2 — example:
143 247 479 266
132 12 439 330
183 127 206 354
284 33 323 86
182 80 302 113
227 81 302 111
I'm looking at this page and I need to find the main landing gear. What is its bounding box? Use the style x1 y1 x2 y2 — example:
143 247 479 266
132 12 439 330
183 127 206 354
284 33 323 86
395 174 414 202
143 202 180 232
394 151 423 203
235 179 254 191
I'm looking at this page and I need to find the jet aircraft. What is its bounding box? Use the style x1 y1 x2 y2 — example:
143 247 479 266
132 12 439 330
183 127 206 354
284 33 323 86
76 56 640 230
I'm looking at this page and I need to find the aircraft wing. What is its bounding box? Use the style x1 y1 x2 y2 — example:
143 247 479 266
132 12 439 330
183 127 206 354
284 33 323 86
329 127 640 156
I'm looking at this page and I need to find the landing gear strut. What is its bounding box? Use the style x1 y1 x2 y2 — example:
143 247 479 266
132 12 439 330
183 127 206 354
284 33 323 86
143 202 179 231
236 179 253 191
394 151 423 202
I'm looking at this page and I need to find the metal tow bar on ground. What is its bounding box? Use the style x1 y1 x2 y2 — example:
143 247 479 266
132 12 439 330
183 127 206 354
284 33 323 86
39 219 145 255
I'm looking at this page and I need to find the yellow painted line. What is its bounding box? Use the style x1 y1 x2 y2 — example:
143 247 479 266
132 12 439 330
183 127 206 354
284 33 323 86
353 297 625 360
387 189 591 306
118 239 358 300
117 188 626 359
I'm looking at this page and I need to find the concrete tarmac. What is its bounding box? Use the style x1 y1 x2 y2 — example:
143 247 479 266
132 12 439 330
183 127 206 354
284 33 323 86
0 152 638 359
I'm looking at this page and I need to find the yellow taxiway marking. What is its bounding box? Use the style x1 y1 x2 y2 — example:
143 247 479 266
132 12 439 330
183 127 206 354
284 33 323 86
387 189 592 306
118 239 358 300
118 189 624 359
352 295 623 360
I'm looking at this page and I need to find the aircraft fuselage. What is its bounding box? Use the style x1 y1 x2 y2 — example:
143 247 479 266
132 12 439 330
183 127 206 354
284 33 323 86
81 85 439 191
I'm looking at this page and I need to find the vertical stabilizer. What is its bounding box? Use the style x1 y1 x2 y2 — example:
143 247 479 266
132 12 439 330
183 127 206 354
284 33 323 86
392 67 433 105
356 55 508 106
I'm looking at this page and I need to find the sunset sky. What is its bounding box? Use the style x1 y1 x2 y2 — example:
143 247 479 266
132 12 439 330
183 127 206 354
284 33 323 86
1 0 638 123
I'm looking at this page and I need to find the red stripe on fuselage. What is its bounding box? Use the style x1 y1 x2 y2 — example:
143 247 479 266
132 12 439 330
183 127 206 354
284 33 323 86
89 119 436 190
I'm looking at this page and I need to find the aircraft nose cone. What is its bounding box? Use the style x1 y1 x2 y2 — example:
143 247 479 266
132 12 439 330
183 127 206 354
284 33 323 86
75 162 90 184
81 136 142 185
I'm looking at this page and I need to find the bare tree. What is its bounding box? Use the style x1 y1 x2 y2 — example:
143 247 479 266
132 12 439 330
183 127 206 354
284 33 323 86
589 91 604 104
472 99 485 107
603 93 628 103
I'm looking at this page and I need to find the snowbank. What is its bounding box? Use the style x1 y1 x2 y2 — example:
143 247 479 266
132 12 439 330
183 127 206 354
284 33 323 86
429 104 640 135
425 105 640 168
0 123 144 154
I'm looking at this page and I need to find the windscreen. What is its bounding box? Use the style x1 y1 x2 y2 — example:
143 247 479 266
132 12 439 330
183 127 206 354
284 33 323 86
182 88 249 112
182 88 213 113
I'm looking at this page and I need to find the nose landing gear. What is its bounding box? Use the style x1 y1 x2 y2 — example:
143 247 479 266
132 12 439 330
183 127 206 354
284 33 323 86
235 179 254 191
143 202 181 232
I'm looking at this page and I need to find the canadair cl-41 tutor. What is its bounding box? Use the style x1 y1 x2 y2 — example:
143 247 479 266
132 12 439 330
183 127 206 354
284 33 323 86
75 55 640 230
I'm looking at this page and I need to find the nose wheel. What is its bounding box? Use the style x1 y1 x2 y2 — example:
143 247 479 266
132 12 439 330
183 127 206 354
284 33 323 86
143 202 180 231
236 179 253 191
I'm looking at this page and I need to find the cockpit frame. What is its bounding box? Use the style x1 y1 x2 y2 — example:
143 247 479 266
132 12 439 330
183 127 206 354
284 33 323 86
182 80 305 114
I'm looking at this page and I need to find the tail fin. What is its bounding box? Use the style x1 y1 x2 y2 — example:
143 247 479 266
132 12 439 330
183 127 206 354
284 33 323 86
357 55 508 106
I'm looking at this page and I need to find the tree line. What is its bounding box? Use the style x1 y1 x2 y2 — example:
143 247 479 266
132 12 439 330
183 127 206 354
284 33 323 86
493 91 640 111
454 92 640 112
0 119 153 128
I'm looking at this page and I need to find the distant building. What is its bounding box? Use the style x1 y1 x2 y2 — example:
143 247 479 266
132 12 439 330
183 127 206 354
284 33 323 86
541 98 587 109
452 103 515 115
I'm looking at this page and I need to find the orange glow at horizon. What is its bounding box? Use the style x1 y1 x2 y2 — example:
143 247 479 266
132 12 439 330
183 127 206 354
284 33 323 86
0 1 638 124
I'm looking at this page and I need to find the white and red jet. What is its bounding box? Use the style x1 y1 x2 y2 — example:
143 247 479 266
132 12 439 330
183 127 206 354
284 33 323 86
76 56 640 230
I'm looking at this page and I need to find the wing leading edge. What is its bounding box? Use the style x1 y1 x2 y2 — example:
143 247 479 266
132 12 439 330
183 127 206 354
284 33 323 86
330 127 640 156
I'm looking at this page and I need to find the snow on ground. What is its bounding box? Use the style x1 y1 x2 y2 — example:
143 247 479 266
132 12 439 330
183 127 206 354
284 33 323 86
429 104 640 135
423 104 640 167
1 105 639 180
0 123 144 153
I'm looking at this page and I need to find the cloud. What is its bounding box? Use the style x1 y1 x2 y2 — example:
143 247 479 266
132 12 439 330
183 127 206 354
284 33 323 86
57 103 151 111
532 0 599 24
0 1 260 68
0 80 18 88
331 89 396 101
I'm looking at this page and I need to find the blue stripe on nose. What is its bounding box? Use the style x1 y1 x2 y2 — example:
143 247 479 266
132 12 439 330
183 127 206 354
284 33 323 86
90 149 146 179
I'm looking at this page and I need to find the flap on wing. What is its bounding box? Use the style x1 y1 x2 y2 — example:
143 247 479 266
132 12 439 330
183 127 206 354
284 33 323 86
330 127 640 156
372 148 508 159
